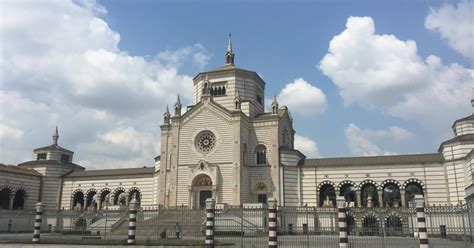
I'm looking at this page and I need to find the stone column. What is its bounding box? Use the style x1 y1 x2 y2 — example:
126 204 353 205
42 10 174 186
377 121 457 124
268 198 277 248
415 195 429 248
32 202 44 243
356 190 361 208
377 190 383 207
400 189 406 207
8 192 15 210
97 197 102 210
127 199 139 245
205 198 216 248
337 196 348 248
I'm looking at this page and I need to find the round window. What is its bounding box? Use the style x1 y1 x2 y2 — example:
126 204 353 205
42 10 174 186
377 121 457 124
195 131 216 153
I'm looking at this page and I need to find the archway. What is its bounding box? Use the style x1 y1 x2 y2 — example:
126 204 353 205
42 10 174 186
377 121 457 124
0 187 11 209
361 183 379 207
192 174 213 208
386 215 403 236
113 188 126 206
363 215 379 236
339 183 357 207
100 189 111 209
404 181 423 207
85 190 97 210
12 189 26 209
254 182 268 204
72 191 84 210
128 188 141 205
319 184 336 207
383 183 401 207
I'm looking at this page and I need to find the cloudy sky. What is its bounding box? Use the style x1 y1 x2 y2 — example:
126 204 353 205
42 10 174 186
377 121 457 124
1 0 472 169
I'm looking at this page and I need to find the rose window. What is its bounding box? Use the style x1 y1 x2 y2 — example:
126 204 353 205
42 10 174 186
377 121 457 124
196 131 216 153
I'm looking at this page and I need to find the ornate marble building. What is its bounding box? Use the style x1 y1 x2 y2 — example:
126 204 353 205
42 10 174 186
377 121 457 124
1 38 473 211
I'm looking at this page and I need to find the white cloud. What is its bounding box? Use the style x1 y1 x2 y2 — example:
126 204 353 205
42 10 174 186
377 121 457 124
345 123 406 156
425 0 474 60
0 0 209 169
319 16 473 134
277 78 327 116
294 134 320 158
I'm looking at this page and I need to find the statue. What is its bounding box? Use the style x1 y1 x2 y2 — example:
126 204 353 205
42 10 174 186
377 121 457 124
323 196 333 207
117 192 126 206
367 196 373 208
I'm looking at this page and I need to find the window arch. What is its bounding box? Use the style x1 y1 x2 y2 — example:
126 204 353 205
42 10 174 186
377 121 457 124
255 145 267 165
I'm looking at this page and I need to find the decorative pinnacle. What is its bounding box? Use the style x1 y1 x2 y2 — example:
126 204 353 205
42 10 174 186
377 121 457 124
175 94 181 106
225 33 235 65
272 94 277 104
52 126 59 145
227 33 233 53
165 105 170 114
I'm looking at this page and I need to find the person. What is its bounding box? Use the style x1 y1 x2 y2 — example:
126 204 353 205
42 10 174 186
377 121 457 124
160 229 166 239
175 222 181 239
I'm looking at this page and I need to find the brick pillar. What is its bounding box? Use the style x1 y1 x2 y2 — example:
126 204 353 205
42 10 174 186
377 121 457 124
415 195 429 248
337 196 348 248
268 198 277 248
32 202 44 243
205 198 216 248
127 199 138 245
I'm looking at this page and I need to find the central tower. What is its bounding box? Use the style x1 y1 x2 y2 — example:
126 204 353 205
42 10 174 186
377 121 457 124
157 37 295 207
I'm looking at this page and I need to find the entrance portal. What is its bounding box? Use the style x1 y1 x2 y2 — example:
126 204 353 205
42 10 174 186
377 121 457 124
199 190 212 208
191 174 213 208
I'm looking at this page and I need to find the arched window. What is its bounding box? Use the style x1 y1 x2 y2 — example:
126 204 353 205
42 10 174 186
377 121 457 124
383 183 401 207
339 183 357 207
242 144 248 165
0 187 12 209
255 145 267 165
319 184 336 207
363 215 379 235
13 189 26 209
361 183 379 207
72 191 84 211
404 183 423 207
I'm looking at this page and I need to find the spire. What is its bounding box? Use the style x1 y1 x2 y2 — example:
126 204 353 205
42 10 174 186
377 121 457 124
52 126 59 145
225 33 235 65
174 95 182 116
271 95 279 114
164 105 170 124
234 90 241 110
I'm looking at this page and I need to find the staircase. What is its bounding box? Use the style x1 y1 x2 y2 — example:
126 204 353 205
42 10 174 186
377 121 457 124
111 208 206 236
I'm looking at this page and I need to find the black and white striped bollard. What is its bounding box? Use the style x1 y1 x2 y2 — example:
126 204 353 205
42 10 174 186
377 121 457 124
337 196 348 248
32 202 44 243
205 198 216 248
415 195 429 248
268 198 277 248
127 199 139 245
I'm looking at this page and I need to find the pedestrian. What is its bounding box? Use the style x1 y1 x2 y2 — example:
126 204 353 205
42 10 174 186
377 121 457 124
175 222 181 239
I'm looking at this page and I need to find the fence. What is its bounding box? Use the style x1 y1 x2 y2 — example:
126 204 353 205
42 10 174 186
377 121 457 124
0 196 472 247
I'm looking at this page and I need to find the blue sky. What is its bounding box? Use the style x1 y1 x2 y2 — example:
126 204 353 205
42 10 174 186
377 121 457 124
1 0 472 168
